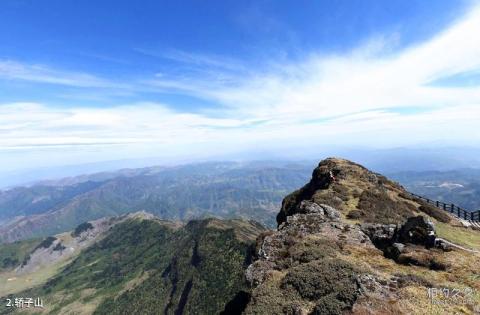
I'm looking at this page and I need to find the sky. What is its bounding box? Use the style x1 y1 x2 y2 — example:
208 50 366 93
1 0 480 172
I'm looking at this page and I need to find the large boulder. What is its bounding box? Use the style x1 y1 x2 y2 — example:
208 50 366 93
396 216 436 247
360 223 398 250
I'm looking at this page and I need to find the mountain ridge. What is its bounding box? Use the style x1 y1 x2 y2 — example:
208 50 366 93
0 162 311 242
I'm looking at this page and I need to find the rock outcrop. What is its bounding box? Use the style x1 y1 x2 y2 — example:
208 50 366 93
277 158 452 226
245 201 376 314
244 158 479 315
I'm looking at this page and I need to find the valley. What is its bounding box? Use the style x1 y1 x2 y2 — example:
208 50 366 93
1 158 479 314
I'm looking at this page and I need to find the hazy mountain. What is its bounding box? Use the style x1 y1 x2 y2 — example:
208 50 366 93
4 146 480 190
0 162 312 242
387 168 480 211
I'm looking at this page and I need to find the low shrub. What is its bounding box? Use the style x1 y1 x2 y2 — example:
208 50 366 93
398 192 415 201
346 210 363 220
331 184 350 202
418 204 451 223
396 249 449 271
72 222 94 237
288 239 338 263
311 294 343 315
358 189 414 224
33 236 57 251
352 189 362 198
281 259 359 312
394 273 433 288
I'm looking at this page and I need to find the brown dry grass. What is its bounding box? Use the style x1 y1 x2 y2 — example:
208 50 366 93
343 243 480 314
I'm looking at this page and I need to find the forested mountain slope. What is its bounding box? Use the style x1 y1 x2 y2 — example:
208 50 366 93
0 214 265 314
0 162 310 242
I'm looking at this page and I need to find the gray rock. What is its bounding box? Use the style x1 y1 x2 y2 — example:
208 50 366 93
392 243 405 253
434 238 452 251
245 260 276 286
296 201 324 215
360 223 397 249
396 216 436 247
320 204 341 221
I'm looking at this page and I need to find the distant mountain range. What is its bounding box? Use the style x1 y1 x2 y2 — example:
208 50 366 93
3 159 480 244
4 146 480 190
2 158 479 314
387 168 480 211
0 162 312 242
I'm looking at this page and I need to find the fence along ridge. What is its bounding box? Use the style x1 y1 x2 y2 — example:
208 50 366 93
408 192 480 222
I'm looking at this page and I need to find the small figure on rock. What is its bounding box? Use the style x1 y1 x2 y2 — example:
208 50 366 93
329 170 336 183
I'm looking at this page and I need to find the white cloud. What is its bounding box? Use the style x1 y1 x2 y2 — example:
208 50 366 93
2 4 480 169
140 48 248 72
145 5 480 125
0 60 124 88
0 102 256 149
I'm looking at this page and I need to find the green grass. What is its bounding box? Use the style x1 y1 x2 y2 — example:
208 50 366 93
0 218 264 315
0 254 72 297
0 238 41 272
435 222 480 251
94 219 261 315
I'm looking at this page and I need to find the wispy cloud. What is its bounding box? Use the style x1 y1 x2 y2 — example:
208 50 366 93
0 102 254 149
141 4 480 127
0 60 125 88
136 48 247 72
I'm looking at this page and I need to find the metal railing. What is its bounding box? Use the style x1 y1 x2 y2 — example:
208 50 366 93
408 192 480 222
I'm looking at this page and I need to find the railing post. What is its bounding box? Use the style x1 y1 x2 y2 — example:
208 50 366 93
412 193 479 221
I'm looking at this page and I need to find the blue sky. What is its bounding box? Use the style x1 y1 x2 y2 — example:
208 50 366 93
1 0 480 172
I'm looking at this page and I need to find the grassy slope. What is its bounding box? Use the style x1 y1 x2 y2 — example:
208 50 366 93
435 222 480 251
0 217 264 315
0 239 40 272
94 219 261 315
0 229 96 297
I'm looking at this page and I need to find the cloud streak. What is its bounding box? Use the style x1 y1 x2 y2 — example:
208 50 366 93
0 60 125 88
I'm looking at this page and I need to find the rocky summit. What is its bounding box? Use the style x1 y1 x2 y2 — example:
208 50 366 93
244 158 480 315
278 158 452 225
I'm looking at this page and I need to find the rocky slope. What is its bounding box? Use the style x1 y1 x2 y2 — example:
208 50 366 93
0 212 153 297
244 158 480 314
278 158 454 225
